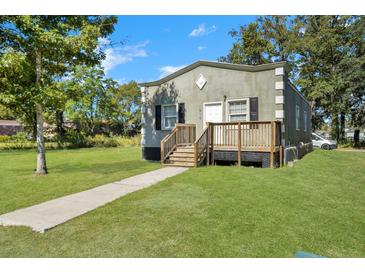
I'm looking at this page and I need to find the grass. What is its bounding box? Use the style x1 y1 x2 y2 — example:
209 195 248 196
0 148 364 257
0 147 159 214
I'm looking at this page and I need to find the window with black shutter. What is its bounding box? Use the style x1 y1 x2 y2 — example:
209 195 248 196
249 97 259 121
178 103 185 124
155 105 161 130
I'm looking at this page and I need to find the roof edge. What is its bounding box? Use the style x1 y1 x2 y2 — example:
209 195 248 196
139 60 288 87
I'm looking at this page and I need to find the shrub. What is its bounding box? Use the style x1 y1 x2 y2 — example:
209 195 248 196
115 135 140 147
0 132 141 150
87 134 118 147
64 130 89 148
0 135 12 142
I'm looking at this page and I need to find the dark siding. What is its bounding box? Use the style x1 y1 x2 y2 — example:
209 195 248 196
142 147 161 161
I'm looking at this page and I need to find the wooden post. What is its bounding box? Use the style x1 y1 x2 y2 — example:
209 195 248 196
270 121 275 168
160 144 164 164
194 142 198 167
237 122 241 166
279 145 283 168
206 123 210 166
210 124 214 165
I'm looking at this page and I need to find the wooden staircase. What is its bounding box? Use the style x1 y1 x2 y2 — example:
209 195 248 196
160 123 209 168
164 145 195 167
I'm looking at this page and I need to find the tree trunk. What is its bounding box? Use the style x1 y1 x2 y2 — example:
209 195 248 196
35 51 47 175
36 103 47 175
339 111 346 143
32 112 37 141
331 114 340 142
55 110 65 141
354 129 360 148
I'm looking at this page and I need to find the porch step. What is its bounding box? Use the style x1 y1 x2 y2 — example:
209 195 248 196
163 162 195 167
169 156 195 162
170 152 195 158
175 147 194 153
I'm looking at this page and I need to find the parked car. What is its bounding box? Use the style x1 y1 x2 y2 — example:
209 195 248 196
312 133 337 150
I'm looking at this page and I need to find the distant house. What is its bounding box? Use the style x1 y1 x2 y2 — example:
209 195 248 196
139 60 312 168
0 120 23 136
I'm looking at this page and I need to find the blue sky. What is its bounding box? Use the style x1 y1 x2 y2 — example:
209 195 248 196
102 16 257 84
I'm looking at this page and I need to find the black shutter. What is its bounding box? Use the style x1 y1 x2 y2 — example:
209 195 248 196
250 97 259 121
155 105 161 130
178 103 185 124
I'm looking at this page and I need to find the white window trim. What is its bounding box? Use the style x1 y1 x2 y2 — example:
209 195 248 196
161 103 178 130
296 104 300 131
304 110 307 132
226 98 250 122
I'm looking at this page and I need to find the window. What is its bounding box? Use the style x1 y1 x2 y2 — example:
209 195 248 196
162 104 177 130
296 104 300 130
227 99 248 122
304 110 308 132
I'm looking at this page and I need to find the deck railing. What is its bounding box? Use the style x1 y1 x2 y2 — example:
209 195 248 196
160 123 196 163
160 121 282 168
208 121 282 167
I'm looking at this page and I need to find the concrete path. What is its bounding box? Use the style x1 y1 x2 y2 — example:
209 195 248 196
0 166 188 233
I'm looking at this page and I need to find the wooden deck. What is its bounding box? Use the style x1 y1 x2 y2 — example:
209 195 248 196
161 121 282 168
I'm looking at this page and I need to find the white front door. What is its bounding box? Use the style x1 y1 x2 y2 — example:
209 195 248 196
204 102 223 124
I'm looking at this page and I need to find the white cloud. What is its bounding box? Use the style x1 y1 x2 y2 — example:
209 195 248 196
101 40 150 73
189 24 216 37
98 37 111 46
159 64 187 78
197 46 207 51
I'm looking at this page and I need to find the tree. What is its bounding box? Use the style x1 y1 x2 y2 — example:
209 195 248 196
65 67 141 137
64 65 114 136
296 16 358 140
221 16 365 139
0 16 117 174
0 104 15 120
106 81 141 136
219 22 273 65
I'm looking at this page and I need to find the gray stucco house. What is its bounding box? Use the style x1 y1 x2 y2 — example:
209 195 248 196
139 60 312 167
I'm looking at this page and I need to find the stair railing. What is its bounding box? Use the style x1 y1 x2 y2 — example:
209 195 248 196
160 123 196 163
193 125 210 167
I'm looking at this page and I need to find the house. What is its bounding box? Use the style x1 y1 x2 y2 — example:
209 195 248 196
139 60 312 168
0 120 23 135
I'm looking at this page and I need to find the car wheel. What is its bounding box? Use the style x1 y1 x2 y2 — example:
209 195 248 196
321 143 330 150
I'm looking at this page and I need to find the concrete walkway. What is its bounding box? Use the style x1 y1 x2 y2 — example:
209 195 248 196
0 166 188 233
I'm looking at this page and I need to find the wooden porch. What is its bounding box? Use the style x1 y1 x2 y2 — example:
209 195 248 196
160 121 283 168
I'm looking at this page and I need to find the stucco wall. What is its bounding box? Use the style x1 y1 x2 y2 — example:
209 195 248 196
142 65 278 148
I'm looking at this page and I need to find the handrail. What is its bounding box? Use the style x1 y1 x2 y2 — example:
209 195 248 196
160 123 196 163
193 126 209 167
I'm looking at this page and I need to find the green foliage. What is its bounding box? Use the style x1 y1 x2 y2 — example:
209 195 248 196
221 15 365 138
64 66 141 137
219 22 273 65
0 16 118 172
0 130 140 149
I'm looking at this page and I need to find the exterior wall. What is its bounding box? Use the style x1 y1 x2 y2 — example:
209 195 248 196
282 76 312 162
140 62 312 163
142 65 278 151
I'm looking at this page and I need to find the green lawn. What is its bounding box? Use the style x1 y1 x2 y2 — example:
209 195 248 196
0 148 364 257
0 147 160 214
